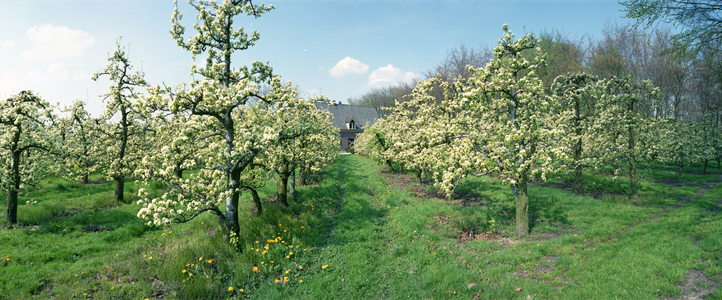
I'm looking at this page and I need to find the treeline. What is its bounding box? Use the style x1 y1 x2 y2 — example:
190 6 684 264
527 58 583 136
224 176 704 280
354 22 722 239
351 24 721 124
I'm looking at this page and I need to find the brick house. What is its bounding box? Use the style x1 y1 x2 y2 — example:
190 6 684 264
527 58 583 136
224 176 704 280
316 100 379 151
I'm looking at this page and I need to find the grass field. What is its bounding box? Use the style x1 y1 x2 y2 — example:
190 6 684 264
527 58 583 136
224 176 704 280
1 155 721 299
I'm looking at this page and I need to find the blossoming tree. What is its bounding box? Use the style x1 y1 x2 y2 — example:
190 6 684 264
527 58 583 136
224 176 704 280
58 100 102 184
258 84 339 207
135 0 335 245
551 72 600 189
0 91 58 224
586 76 660 199
92 42 149 202
461 25 566 238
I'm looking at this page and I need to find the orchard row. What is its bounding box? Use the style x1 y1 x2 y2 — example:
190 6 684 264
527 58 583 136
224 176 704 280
355 25 722 239
1 0 339 249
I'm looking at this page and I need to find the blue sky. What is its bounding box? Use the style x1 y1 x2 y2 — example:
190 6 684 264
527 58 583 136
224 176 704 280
1 0 629 116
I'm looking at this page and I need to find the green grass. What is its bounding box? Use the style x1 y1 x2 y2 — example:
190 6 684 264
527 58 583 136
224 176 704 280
1 157 722 299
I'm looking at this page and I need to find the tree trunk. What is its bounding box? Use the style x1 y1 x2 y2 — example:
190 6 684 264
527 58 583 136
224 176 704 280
299 165 308 186
289 165 295 200
573 138 583 190
628 111 639 199
629 156 639 199
277 163 290 207
249 187 262 216
678 153 684 184
220 117 242 251
222 168 242 248
5 148 21 224
174 168 183 179
573 98 583 191
82 174 89 185
416 168 422 184
512 182 529 239
385 160 395 173
114 176 124 202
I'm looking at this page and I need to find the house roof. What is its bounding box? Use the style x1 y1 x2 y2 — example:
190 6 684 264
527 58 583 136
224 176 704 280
315 102 379 130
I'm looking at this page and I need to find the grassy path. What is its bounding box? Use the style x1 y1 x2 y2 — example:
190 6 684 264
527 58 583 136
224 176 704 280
272 155 722 299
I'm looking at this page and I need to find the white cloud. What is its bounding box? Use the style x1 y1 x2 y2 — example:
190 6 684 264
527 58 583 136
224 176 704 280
21 24 95 61
329 57 369 77
46 63 69 81
1 40 15 48
368 64 417 88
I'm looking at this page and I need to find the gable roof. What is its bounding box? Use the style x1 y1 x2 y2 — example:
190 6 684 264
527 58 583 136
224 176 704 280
315 102 379 130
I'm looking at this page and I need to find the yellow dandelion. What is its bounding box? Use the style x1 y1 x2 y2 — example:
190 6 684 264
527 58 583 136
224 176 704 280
299 280 303 283
298 265 303 269
322 265 328 269
285 269 290 274
199 257 203 261
289 252 293 255
182 269 186 273
253 266 259 272
182 279 186 282
289 245 293 248
286 255 290 259
275 279 279 283
149 256 153 260
262 251 267 255
186 264 190 266
189 273 193 276
261 261 264 265
228 287 233 291
240 289 244 292
207 259 212 263
191 264 194 267
271 261 274 263
284 276 288 282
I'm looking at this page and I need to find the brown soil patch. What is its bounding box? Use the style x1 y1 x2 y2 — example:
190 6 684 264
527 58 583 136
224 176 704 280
458 229 522 247
661 269 720 300
513 256 570 290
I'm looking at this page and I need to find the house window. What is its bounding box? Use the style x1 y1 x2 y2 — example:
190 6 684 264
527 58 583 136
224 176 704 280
349 120 356 129
348 138 355 147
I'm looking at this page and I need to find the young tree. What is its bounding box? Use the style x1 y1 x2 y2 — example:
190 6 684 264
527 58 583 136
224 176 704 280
92 42 149 202
658 119 702 183
0 91 57 224
462 24 566 238
135 0 318 245
59 100 101 184
355 118 397 172
258 84 339 207
587 76 660 198
552 72 599 189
